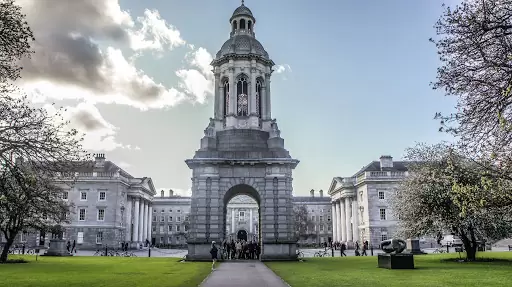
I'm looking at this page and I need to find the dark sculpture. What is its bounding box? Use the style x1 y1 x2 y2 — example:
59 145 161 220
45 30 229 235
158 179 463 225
381 238 406 254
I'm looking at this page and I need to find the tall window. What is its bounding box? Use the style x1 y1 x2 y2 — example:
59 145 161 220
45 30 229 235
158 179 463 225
379 208 386 220
176 225 181 232
77 231 84 244
237 77 249 116
80 191 87 201
79 208 86 221
256 80 262 117
97 209 105 221
96 232 103 244
62 191 69 200
224 81 229 116
378 191 385 200
168 225 173 232
99 191 106 201
239 211 245 221
159 226 164 233
168 216 173 222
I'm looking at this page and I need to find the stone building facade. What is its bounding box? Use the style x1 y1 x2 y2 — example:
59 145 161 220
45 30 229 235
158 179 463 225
328 155 408 248
3 154 156 250
294 190 332 245
185 2 299 261
151 189 191 247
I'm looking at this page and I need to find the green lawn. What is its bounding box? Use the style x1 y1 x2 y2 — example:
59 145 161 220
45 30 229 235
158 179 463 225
0 256 212 287
266 252 512 287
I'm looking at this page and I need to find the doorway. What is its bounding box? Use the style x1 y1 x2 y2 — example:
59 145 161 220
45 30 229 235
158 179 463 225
237 229 248 241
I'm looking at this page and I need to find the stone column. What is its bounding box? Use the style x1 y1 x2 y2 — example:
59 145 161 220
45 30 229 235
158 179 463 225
250 69 257 115
345 197 352 241
250 209 253 233
265 73 271 119
229 69 236 115
214 73 220 119
132 198 140 242
336 200 342 242
340 199 347 242
231 208 235 234
147 204 153 243
261 84 267 119
138 199 144 242
332 202 337 242
142 201 148 243
220 84 225 117
351 198 359 243
125 196 132 242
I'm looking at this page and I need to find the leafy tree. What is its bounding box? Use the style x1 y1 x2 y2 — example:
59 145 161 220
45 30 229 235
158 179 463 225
392 143 512 261
431 0 512 177
293 204 315 241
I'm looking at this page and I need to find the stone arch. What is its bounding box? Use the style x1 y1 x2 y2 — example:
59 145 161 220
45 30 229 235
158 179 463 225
222 183 261 243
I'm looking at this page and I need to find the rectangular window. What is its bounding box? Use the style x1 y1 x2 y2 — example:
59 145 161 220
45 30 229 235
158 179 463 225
96 232 103 244
160 216 164 222
62 191 69 200
379 208 386 220
20 232 27 242
378 191 385 200
184 225 188 231
176 225 181 232
159 226 164 233
152 226 156 232
168 225 173 232
320 216 323 222
168 216 173 222
177 216 181 222
80 191 87 201
239 211 245 221
381 234 388 241
152 216 156 222
327 215 331 222
320 225 324 231
185 215 189 221
161 209 165 213
79 208 86 221
77 232 84 244
97 209 105 221
328 225 332 231
160 237 164 244
99 191 106 201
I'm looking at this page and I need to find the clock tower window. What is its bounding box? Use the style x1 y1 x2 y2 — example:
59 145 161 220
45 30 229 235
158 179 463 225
236 76 249 116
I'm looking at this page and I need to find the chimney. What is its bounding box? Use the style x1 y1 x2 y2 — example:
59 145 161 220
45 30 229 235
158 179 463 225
380 155 393 168
169 189 174 197
94 153 106 168
319 189 323 197
160 190 164 197
310 189 314 197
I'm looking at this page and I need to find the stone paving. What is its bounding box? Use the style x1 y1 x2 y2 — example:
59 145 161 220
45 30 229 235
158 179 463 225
200 261 289 287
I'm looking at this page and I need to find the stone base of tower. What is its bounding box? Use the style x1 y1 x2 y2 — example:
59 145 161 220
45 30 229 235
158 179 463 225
185 242 298 261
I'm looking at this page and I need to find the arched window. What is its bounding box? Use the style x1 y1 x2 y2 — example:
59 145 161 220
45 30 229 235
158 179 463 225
237 76 248 116
224 81 229 117
232 20 237 32
248 20 252 31
240 19 246 30
256 80 262 117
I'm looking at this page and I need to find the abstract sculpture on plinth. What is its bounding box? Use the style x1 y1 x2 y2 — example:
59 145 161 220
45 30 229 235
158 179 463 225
43 225 71 257
378 238 414 269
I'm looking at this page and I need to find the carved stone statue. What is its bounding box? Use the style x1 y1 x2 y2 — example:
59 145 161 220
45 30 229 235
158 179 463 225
204 118 215 137
270 119 281 138
381 238 406 254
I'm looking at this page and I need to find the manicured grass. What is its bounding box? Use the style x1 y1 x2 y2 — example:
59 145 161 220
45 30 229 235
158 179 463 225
0 256 212 287
266 252 512 287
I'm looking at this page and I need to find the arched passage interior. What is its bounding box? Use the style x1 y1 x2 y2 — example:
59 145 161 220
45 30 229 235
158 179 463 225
223 184 261 244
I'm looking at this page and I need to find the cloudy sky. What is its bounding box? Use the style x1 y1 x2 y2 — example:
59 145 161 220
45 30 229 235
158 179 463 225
16 0 457 196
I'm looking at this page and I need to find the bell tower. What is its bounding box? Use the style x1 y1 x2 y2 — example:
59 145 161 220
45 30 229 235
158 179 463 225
185 2 299 261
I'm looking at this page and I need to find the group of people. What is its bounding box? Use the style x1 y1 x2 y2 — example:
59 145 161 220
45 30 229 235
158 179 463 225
324 240 370 256
66 240 77 254
222 239 261 260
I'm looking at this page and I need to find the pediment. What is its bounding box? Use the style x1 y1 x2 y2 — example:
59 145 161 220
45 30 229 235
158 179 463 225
328 177 343 194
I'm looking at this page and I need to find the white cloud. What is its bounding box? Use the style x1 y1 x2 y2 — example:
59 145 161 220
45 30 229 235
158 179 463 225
117 161 132 169
43 102 135 152
274 64 292 74
18 0 189 110
176 47 214 104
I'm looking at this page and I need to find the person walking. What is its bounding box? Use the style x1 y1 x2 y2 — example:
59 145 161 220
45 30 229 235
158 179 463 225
340 242 347 257
355 241 360 256
362 240 368 256
66 241 71 253
210 241 218 271
72 240 77 254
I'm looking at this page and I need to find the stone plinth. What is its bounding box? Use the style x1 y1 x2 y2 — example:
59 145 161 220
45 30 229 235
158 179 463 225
42 239 71 257
378 253 414 269
405 239 427 255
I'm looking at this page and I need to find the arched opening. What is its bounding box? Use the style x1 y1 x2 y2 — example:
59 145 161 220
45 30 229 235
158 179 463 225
232 20 237 32
236 76 249 116
240 19 246 30
223 184 261 260
248 20 252 31
256 79 263 117
223 79 229 117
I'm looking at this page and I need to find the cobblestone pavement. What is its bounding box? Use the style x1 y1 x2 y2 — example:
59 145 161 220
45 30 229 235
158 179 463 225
47 246 511 258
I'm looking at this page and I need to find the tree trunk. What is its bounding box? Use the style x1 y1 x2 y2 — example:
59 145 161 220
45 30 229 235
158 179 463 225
460 234 477 261
0 237 15 263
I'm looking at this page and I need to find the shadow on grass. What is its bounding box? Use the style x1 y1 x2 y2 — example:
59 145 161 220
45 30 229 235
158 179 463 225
0 259 28 264
440 257 512 265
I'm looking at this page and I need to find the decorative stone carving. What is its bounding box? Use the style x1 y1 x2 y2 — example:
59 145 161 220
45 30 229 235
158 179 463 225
270 119 280 138
204 118 216 137
237 119 248 129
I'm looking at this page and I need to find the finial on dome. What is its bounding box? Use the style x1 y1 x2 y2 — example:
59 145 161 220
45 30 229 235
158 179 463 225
241 0 244 5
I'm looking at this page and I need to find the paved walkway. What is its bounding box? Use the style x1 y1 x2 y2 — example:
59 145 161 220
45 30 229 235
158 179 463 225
200 261 289 287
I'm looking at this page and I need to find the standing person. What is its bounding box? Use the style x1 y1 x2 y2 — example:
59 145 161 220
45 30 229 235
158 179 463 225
355 241 360 256
66 241 71 253
340 242 347 257
362 240 368 256
210 241 218 271
72 240 77 254
226 240 231 260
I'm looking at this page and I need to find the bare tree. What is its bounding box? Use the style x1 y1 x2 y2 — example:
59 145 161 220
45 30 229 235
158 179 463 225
431 0 512 173
393 143 512 261
0 0 34 82
293 204 314 242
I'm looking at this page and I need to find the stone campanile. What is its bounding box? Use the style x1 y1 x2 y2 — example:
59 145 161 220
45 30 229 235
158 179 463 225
185 1 299 261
